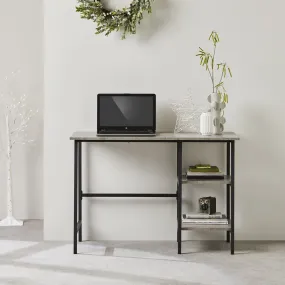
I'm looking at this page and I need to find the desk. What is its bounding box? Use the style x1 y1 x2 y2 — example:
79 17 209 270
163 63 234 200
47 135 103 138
70 132 239 255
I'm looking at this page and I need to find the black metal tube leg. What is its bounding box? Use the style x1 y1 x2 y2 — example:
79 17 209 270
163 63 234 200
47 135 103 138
230 141 235 255
226 142 230 243
74 141 78 254
176 189 178 243
176 145 179 244
78 142 82 242
177 142 182 254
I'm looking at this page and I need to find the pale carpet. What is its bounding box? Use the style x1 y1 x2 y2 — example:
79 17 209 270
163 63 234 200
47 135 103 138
0 221 284 285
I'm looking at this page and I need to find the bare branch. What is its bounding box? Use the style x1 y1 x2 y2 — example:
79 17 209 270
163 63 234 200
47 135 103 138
0 72 38 150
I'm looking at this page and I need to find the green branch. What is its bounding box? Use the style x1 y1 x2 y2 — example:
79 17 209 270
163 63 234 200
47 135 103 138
196 31 232 104
76 0 154 39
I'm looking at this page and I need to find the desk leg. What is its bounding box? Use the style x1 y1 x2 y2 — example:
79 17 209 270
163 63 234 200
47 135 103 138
78 142 82 242
226 142 230 243
230 141 235 255
73 141 78 254
177 142 182 254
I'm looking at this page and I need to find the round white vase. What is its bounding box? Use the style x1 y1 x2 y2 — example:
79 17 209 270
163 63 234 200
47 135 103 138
200 112 212 136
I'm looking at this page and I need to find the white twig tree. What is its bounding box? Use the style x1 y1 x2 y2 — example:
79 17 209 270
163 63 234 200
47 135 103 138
0 73 37 226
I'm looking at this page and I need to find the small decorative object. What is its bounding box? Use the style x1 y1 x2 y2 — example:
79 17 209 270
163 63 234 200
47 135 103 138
199 197 216 215
0 72 38 227
196 31 233 134
200 112 212 136
171 91 205 133
76 0 154 39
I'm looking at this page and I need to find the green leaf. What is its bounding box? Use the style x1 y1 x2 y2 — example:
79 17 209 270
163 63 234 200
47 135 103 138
215 82 224 88
209 32 213 40
223 66 227 77
214 35 218 43
228 67 232 77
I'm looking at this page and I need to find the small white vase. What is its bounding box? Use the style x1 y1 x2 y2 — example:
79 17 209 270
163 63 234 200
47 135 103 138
208 93 226 135
200 112 212 136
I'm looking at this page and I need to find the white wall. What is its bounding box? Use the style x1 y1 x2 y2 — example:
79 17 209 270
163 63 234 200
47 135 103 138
0 0 43 219
44 0 285 241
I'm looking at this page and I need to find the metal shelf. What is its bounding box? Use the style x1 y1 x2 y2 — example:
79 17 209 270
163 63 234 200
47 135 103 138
182 175 231 185
182 221 231 230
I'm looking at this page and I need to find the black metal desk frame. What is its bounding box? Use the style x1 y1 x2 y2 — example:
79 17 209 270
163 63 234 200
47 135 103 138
73 137 236 255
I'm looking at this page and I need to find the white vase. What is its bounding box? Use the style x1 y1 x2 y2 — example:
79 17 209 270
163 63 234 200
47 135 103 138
200 112 212 136
208 93 226 135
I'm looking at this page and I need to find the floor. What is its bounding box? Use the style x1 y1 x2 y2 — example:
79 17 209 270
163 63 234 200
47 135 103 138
0 221 285 285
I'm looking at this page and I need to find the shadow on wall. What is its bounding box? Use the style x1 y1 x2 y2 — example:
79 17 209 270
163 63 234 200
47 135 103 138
137 0 174 41
25 117 43 218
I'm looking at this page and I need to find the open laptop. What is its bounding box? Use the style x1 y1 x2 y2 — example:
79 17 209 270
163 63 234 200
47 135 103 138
97 94 156 136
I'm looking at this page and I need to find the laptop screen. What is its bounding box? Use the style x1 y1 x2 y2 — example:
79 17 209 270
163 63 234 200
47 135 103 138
98 94 156 131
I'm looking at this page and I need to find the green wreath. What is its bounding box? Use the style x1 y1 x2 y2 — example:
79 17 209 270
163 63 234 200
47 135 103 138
76 0 154 39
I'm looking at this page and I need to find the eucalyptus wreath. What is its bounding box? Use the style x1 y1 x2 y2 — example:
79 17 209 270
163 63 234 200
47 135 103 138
76 0 154 39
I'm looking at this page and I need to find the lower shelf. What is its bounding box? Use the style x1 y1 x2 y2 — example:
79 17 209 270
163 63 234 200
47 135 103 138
182 175 231 185
182 222 231 230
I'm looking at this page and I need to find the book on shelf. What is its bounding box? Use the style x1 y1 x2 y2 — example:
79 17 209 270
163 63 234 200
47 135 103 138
182 219 229 225
186 173 225 180
183 212 223 219
186 171 224 177
194 164 211 169
189 165 220 173
187 165 224 180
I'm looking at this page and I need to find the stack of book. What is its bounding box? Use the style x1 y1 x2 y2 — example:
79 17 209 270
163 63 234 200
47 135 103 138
187 164 224 180
182 212 229 225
